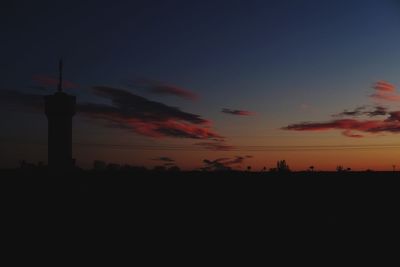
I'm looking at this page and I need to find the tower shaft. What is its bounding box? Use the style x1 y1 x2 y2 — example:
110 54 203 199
45 92 76 171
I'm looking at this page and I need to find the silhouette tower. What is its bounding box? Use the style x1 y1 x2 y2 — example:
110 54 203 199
45 60 76 171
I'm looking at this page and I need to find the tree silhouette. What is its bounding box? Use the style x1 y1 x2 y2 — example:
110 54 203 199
336 165 344 172
106 163 120 172
19 160 27 169
262 166 267 172
277 160 290 172
93 160 106 171
337 166 351 172
168 166 181 172
153 165 167 172
19 160 37 169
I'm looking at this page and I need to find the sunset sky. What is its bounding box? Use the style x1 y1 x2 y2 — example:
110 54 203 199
2 0 400 171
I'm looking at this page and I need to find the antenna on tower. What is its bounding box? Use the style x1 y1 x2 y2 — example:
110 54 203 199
58 59 63 92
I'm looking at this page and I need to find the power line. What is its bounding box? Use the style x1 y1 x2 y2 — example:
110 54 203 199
75 143 400 152
4 140 400 151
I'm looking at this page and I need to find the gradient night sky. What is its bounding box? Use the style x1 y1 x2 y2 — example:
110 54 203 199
2 0 400 171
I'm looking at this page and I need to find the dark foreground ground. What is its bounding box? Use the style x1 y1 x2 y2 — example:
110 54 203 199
1 169 399 253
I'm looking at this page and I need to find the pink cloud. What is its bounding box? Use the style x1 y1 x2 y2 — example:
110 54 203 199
1 85 222 142
77 86 223 140
342 130 364 138
222 108 255 116
387 111 400 121
131 79 198 101
283 118 400 137
82 112 222 140
370 81 400 102
373 81 395 92
284 81 400 138
32 75 79 89
150 85 198 101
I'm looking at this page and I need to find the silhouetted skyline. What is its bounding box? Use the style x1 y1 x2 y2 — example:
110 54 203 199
2 0 400 171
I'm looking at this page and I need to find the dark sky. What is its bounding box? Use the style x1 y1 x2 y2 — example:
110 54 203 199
2 0 400 170
3 0 395 88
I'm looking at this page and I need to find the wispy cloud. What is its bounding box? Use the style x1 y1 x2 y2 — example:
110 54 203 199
373 81 395 92
0 86 223 141
77 86 222 140
365 106 388 117
202 155 253 171
223 155 253 165
221 108 254 116
333 106 367 117
32 75 79 89
385 111 400 122
130 79 198 101
284 81 400 138
202 158 232 171
283 118 400 137
88 86 206 124
342 130 364 138
333 106 388 118
370 81 400 102
152 157 175 162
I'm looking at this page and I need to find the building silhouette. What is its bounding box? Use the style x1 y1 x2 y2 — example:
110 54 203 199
44 60 76 171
